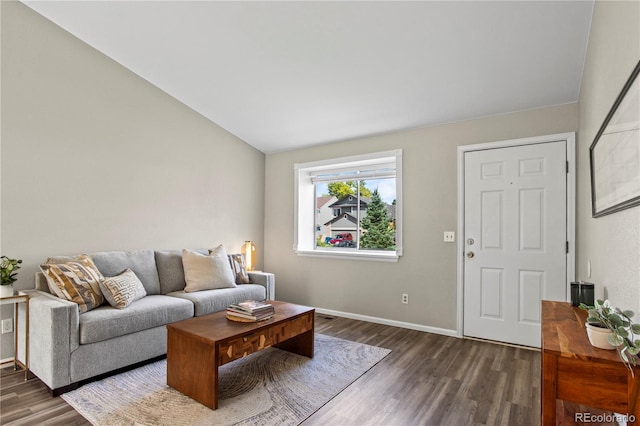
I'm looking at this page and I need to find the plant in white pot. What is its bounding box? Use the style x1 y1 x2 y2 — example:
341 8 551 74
0 256 22 297
581 299 640 374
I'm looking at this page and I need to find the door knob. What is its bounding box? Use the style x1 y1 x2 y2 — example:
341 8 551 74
466 251 475 259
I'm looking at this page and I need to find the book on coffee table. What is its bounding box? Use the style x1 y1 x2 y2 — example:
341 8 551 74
226 312 273 322
233 300 272 311
227 300 275 322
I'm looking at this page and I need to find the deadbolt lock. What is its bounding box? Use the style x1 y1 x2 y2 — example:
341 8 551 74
467 238 475 246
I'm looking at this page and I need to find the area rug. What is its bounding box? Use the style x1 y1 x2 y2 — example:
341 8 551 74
61 334 390 425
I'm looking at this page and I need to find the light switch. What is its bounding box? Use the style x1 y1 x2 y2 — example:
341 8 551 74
444 232 455 242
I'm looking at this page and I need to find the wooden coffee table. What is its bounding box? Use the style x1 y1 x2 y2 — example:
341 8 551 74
166 300 315 409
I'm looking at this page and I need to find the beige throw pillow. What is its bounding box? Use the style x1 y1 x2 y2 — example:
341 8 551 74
182 246 236 292
40 255 105 314
99 269 147 309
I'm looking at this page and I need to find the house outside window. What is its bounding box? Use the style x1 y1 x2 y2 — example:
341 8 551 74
294 150 402 261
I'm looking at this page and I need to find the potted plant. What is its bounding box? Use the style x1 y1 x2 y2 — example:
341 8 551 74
581 299 640 374
0 256 22 297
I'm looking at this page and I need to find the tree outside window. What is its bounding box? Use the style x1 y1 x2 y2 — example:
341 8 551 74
315 178 396 251
295 149 402 261
360 189 395 250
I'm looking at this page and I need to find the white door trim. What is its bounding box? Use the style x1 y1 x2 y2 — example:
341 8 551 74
456 132 576 338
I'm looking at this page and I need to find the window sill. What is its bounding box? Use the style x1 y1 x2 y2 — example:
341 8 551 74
295 249 399 262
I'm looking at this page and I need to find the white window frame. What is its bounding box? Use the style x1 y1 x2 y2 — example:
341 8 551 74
294 149 403 262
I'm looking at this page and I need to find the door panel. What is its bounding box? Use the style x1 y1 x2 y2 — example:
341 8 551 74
481 191 503 249
463 141 566 347
520 188 544 251
519 270 543 323
480 268 503 319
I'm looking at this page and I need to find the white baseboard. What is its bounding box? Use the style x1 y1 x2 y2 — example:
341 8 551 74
0 357 14 366
315 307 459 338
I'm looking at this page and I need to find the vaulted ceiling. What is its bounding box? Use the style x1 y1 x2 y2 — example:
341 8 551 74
22 1 594 154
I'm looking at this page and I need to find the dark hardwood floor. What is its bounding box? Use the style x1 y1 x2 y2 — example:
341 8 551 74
0 314 614 425
0 368 88 426
310 314 541 425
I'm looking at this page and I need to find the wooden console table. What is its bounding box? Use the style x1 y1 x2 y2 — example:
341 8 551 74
542 300 640 425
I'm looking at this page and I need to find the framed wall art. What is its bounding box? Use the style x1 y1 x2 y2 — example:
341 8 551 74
590 60 640 218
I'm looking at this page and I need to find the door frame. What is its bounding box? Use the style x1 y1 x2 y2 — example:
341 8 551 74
456 132 576 338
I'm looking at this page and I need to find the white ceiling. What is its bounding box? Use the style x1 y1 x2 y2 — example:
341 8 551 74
22 1 594 154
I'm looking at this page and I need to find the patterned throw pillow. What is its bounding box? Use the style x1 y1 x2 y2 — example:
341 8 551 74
229 253 251 284
40 255 105 314
99 269 147 309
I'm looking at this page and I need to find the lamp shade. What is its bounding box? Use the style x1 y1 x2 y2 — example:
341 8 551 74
241 241 256 271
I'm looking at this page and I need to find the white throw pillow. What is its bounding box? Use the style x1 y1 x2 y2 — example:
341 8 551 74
182 246 236 292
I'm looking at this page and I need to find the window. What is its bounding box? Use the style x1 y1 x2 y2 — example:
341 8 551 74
294 150 402 261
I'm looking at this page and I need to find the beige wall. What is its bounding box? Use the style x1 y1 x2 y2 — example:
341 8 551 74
3 0 637 358
265 104 578 332
576 1 640 311
0 1 266 357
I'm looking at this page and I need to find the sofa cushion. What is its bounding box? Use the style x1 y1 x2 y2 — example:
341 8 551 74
40 255 105 314
155 249 207 294
99 269 147 309
168 284 266 316
78 295 193 345
90 250 161 295
182 247 236 292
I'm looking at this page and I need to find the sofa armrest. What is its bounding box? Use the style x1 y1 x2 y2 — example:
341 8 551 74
248 272 275 301
25 289 79 390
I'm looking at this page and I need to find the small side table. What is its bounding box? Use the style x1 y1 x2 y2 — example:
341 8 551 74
0 292 29 381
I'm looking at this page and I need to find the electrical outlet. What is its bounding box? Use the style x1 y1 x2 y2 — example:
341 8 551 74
1 319 13 334
444 232 455 242
402 293 409 304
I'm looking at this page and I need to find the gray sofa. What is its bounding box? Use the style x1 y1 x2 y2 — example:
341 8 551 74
21 249 275 395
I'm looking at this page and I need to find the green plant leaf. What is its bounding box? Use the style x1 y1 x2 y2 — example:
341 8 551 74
609 334 624 346
0 256 22 285
609 314 624 327
618 327 629 338
623 310 635 318
588 309 600 319
631 325 640 334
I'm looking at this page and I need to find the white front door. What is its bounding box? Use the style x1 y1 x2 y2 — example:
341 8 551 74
463 141 567 347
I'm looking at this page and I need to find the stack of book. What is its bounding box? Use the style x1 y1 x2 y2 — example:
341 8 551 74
226 300 275 322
